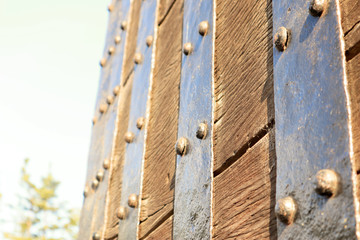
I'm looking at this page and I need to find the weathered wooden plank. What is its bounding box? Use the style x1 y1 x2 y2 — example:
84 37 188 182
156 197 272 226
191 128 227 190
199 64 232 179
213 0 274 173
138 0 183 238
213 131 276 240
344 19 360 61
143 216 173 240
340 0 360 35
157 0 176 25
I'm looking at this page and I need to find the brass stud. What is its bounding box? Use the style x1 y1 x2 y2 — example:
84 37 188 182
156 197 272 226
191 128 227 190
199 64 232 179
113 85 120 96
108 46 116 55
106 95 114 105
275 196 297 225
128 194 138 208
183 43 193 55
124 131 135 143
196 122 208 139
103 158 110 170
117 206 128 220
100 58 107 67
92 179 99 190
315 169 341 197
92 116 98 125
198 21 209 36
99 103 108 114
176 137 189 156
115 35 121 45
92 232 101 240
120 21 127 31
274 27 289 52
83 185 90 197
107 4 114 12
134 53 143 64
309 0 327 17
146 35 153 47
136 117 145 130
96 169 105 182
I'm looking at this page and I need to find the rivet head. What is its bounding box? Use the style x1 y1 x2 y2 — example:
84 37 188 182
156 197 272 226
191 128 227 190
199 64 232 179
136 117 145 130
176 137 189 156
183 43 193 55
115 35 121 44
128 194 138 208
134 53 143 64
275 196 297 225
100 58 107 67
113 85 120 96
309 0 327 17
117 206 128 220
274 27 289 52
103 158 110 170
83 185 90 198
108 46 116 55
96 169 104 182
106 95 114 105
92 116 98 125
120 21 127 31
99 103 108 114
315 169 341 197
92 232 101 240
92 179 99 190
107 4 114 12
198 21 209 36
146 35 153 47
196 122 208 139
124 131 135 143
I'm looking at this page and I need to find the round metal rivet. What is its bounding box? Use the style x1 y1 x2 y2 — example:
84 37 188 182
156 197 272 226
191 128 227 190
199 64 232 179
106 95 114 105
108 4 114 12
275 196 297 225
99 103 108 114
124 131 135 143
100 58 107 67
92 232 101 240
309 0 327 17
103 158 110 170
115 35 121 45
92 116 98 125
108 46 116 55
128 194 138 208
134 53 143 64
121 21 127 31
183 43 193 55
117 206 128 220
96 169 104 182
136 117 145 130
176 137 189 156
113 85 120 96
146 35 153 47
274 27 289 52
198 21 209 36
315 169 341 197
83 185 90 197
92 179 99 190
196 122 208 139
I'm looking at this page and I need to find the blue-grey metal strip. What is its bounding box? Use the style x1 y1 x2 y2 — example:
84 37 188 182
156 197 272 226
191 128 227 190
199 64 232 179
118 0 157 239
274 0 356 239
173 0 213 239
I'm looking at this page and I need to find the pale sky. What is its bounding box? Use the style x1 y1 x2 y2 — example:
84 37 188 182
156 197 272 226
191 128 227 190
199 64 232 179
0 0 108 233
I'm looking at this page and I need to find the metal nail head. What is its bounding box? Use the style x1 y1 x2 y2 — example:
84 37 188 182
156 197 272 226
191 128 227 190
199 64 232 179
275 196 297 225
198 21 209 36
136 117 145 130
103 158 110 170
146 35 153 47
315 169 341 197
183 43 193 55
176 137 189 156
196 122 208 139
117 206 128 220
274 27 289 52
309 0 327 17
124 132 135 143
128 194 138 208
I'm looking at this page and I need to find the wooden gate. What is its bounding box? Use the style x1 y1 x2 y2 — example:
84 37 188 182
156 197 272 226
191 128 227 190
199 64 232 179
78 0 360 239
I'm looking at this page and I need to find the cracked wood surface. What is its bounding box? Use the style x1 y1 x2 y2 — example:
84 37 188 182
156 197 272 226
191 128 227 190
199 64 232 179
142 216 173 240
138 0 183 238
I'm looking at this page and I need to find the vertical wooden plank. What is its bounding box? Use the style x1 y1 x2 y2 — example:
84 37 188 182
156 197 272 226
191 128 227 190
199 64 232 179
212 0 275 239
138 0 183 238
143 216 173 240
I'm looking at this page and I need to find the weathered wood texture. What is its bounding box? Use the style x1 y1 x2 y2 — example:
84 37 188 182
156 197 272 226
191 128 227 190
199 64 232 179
143 216 173 240
213 0 274 173
213 132 276 239
138 0 183 238
340 0 360 223
157 0 176 24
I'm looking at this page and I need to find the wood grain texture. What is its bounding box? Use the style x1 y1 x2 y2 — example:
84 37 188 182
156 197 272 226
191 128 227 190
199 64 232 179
138 0 183 238
213 0 274 172
340 0 360 35
213 131 277 240
157 0 176 25
142 216 173 240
